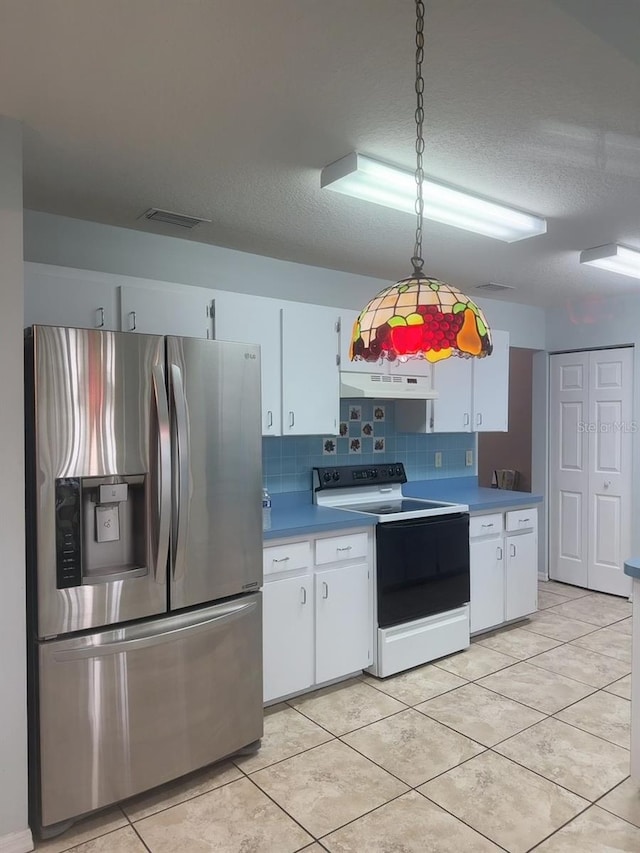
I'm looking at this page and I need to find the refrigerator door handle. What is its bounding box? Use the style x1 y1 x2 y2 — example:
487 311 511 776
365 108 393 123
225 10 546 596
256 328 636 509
152 364 171 582
170 362 191 581
52 598 258 661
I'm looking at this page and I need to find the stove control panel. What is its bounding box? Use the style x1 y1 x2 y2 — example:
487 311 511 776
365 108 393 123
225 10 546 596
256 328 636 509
313 463 407 491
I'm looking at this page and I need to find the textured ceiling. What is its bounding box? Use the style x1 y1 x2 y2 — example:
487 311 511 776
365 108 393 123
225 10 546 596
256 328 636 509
1 0 640 308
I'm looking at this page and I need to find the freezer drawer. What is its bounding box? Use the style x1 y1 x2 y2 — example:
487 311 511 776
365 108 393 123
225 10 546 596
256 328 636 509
36 594 262 829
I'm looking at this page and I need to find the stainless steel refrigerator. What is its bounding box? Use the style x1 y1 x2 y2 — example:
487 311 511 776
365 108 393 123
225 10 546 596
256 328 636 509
25 325 263 836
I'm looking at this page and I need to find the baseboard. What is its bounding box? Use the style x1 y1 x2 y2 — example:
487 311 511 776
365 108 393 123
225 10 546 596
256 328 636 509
0 829 33 853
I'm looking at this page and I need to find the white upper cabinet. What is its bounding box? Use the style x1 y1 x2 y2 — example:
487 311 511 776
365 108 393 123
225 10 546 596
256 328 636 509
432 355 474 433
24 263 118 331
119 284 214 338
212 289 282 436
433 329 509 433
282 303 340 436
472 329 509 432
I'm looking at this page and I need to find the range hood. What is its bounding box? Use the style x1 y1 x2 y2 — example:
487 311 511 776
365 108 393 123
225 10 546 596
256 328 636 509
340 371 438 400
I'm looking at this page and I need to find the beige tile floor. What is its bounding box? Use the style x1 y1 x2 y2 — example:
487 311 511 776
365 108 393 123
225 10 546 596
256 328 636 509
36 582 640 853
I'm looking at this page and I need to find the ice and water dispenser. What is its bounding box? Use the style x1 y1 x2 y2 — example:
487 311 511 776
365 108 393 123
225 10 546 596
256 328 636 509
55 475 147 588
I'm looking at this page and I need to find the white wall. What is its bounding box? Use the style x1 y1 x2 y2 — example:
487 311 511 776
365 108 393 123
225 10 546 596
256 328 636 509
547 295 640 561
0 118 31 851
24 211 546 350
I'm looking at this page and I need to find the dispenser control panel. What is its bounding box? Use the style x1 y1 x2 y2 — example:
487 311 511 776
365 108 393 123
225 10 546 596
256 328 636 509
55 478 82 588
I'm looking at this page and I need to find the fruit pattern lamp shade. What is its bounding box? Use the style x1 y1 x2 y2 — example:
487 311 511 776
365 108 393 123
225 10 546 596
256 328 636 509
350 277 493 363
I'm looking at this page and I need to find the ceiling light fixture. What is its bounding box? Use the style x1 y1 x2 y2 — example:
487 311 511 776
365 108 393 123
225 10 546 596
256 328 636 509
580 243 640 280
342 1 493 365
321 152 547 243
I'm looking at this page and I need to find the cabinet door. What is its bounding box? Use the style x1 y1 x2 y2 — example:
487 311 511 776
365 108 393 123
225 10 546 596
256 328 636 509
339 308 379 375
120 284 213 338
263 576 314 702
315 563 371 684
470 538 505 633
24 263 118 331
213 290 282 435
432 356 473 432
473 329 509 432
282 304 340 436
505 531 538 621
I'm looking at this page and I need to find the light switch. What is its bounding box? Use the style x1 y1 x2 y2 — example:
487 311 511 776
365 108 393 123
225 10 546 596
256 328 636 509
465 450 474 467
95 504 120 543
434 452 442 468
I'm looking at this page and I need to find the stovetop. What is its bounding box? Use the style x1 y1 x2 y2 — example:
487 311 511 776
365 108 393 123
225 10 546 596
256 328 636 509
313 463 468 522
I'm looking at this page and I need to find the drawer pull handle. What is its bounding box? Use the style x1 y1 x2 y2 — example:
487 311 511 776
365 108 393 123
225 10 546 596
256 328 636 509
300 587 307 605
322 581 329 599
519 517 530 523
510 544 517 557
337 545 352 552
272 556 290 564
481 523 494 528
267 410 273 428
497 546 503 560
289 411 295 428
129 310 137 331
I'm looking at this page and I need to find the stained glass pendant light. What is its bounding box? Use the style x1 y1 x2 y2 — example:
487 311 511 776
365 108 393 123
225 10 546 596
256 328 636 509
350 0 492 365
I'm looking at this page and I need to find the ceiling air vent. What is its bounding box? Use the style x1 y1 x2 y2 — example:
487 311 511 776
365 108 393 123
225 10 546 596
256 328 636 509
475 282 515 293
141 208 211 229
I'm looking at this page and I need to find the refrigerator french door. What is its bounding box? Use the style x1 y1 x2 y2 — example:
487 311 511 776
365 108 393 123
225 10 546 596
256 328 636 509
26 325 263 833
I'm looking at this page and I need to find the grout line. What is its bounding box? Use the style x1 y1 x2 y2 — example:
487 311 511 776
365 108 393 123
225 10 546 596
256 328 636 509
243 775 317 845
129 822 153 852
414 788 511 853
122 772 248 825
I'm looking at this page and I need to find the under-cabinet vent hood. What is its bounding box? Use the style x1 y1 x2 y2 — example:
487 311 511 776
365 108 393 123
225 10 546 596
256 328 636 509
340 371 438 400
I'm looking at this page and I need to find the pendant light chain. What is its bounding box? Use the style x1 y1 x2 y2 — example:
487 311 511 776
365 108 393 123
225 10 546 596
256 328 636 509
411 0 426 277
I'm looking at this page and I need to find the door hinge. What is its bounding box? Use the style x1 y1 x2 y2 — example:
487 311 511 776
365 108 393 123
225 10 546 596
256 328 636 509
335 318 341 334
336 354 341 366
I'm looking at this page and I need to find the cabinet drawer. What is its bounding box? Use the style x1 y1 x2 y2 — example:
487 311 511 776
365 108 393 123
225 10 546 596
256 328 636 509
315 532 368 566
469 513 503 539
263 541 311 577
505 508 537 532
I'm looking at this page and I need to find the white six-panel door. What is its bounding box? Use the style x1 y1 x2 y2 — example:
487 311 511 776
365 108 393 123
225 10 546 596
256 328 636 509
549 348 632 596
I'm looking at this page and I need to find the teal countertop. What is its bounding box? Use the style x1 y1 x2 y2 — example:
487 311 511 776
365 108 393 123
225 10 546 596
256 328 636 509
624 558 640 580
263 477 543 541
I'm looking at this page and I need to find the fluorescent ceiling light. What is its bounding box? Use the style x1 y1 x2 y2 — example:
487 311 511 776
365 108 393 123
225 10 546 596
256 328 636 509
580 243 640 280
321 152 547 243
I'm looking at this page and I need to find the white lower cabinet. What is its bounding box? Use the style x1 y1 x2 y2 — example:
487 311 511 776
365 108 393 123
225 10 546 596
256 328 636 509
505 530 538 621
315 563 370 683
469 507 538 634
263 575 314 702
263 529 373 703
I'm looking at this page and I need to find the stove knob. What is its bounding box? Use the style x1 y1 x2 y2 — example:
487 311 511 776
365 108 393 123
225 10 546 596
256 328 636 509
323 472 331 483
388 467 394 477
370 469 378 478
395 465 403 476
332 471 340 481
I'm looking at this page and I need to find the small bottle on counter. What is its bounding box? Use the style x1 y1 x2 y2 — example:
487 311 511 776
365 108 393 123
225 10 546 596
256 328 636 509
262 487 272 531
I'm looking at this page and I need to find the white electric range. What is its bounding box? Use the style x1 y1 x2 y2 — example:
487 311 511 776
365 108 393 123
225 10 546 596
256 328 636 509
313 462 471 677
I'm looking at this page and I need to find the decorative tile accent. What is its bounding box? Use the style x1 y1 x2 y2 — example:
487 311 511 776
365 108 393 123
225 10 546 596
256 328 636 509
339 421 348 437
348 437 361 454
322 437 337 455
361 421 374 437
373 404 386 421
348 404 361 421
373 437 385 453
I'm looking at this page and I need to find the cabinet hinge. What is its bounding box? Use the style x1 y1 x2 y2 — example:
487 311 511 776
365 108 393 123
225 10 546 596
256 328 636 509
336 354 341 366
367 570 370 579
335 318 341 334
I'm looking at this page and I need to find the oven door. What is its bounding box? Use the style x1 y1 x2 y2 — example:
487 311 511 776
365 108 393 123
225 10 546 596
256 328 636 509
376 513 470 629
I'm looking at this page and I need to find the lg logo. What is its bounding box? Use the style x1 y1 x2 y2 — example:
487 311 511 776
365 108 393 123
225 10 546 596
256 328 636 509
244 352 256 360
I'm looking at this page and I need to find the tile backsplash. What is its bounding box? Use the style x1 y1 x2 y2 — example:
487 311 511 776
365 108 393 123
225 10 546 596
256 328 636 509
263 399 475 493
